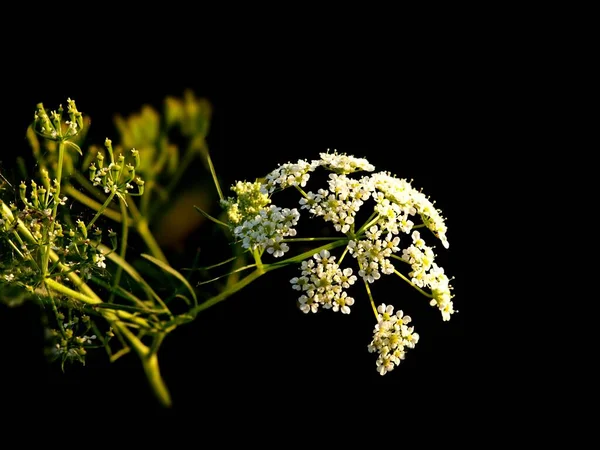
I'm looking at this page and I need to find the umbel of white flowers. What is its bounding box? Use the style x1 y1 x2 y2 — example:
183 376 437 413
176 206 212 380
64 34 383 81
221 150 455 375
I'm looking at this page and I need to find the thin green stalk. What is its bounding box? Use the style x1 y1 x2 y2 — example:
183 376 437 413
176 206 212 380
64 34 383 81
139 178 155 217
358 261 378 319
8 234 36 268
41 141 64 275
69 179 167 263
253 248 264 273
196 263 257 286
191 255 239 271
128 199 168 264
109 197 129 303
355 212 380 236
390 254 411 265
163 142 197 199
338 244 350 265
72 171 108 202
394 270 434 298
46 286 66 338
194 205 229 228
87 188 116 230
64 185 123 223
45 278 100 304
267 239 348 269
187 240 350 320
189 268 266 316
293 185 310 198
206 148 223 201
98 244 173 319
110 347 131 363
5 198 166 398
281 237 341 242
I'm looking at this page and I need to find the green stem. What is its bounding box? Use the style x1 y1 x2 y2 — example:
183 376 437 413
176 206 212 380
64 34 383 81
98 244 173 318
358 261 378 319
394 270 434 298
72 171 108 202
187 240 350 320
46 287 66 338
45 278 100 304
267 239 348 269
197 263 257 286
293 185 310 198
189 268 266 316
281 237 341 242
356 212 380 236
338 244 350 265
4 201 169 405
136 218 168 263
142 352 172 408
163 142 197 199
41 140 65 275
87 188 116 230
128 199 169 264
109 197 129 303
253 248 264 273
206 147 224 201
64 185 123 223
390 254 411 265
66 183 167 263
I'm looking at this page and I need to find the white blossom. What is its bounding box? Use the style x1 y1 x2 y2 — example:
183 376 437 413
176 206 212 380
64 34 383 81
368 303 419 375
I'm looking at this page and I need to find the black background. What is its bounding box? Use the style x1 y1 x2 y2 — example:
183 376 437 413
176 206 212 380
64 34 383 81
1 55 473 426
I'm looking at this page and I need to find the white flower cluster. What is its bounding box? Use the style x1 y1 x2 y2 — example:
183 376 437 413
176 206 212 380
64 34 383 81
368 304 419 375
372 172 448 248
233 205 300 257
262 159 319 193
302 173 372 233
221 180 300 257
402 231 455 321
261 150 376 194
319 150 375 174
290 250 357 314
348 226 401 283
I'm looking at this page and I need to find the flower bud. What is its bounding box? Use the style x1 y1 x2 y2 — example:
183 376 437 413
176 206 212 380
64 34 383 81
130 148 140 169
135 177 145 196
97 152 104 169
89 163 96 181
77 219 87 239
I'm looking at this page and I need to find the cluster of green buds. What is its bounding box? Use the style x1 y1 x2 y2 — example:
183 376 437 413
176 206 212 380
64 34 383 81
220 181 271 225
52 220 115 280
33 98 84 143
18 168 67 217
45 313 104 370
89 138 145 199
164 89 212 138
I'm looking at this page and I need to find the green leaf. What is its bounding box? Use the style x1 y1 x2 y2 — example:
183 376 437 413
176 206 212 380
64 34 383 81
194 205 229 228
92 302 167 315
66 140 83 156
141 253 198 307
172 294 192 306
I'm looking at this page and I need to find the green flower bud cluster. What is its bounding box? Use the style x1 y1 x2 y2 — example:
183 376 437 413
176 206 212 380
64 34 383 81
89 139 145 198
220 181 271 225
164 89 212 138
45 313 102 371
33 98 83 142
19 168 67 214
